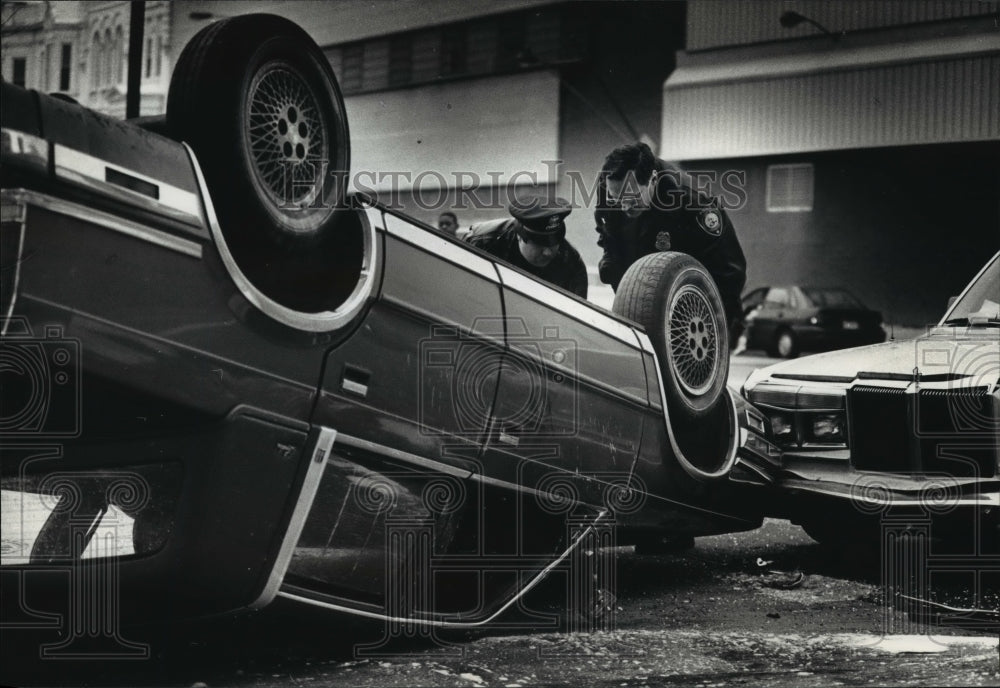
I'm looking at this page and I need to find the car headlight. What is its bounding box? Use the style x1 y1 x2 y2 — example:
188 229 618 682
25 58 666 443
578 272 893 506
807 412 845 443
745 383 847 449
769 413 794 439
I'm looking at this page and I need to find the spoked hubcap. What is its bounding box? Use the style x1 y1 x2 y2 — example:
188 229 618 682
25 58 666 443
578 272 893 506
667 285 720 396
246 61 328 210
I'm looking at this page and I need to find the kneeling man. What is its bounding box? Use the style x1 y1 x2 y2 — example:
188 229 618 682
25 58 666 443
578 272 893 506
465 196 588 298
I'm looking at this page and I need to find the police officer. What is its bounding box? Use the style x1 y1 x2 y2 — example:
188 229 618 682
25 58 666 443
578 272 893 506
596 142 746 342
465 196 588 298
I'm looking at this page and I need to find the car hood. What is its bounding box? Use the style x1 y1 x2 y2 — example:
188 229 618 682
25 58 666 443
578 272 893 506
755 327 1000 383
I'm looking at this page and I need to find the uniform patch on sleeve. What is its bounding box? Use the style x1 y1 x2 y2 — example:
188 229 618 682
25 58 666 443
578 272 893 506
697 209 722 236
654 231 671 251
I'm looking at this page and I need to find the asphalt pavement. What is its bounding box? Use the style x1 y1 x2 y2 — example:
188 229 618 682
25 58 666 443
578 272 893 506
4 520 996 687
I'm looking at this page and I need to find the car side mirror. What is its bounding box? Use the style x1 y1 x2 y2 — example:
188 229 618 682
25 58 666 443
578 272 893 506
947 295 958 310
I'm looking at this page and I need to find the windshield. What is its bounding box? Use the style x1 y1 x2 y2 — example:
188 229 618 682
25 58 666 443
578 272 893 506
801 288 864 309
942 254 1000 324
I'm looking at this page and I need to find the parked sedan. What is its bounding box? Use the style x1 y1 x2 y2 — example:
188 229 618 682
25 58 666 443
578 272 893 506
742 253 999 550
0 15 775 630
742 286 886 358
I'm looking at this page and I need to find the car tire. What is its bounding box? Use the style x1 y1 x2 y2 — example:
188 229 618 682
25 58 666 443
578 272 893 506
167 14 350 249
775 329 798 359
613 252 730 421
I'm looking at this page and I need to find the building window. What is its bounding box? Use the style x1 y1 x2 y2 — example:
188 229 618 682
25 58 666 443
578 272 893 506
340 44 363 92
766 163 814 212
388 35 412 87
439 25 465 77
115 27 124 83
145 37 153 78
104 29 112 86
495 12 526 70
91 32 99 87
41 46 49 90
326 7 585 96
154 34 162 75
60 43 72 90
12 57 26 87
361 39 388 91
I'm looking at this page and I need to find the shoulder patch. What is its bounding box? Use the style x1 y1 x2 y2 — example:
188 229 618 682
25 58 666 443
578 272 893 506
697 209 722 236
654 231 671 251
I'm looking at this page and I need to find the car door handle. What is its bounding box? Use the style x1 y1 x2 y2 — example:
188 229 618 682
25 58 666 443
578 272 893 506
341 365 370 398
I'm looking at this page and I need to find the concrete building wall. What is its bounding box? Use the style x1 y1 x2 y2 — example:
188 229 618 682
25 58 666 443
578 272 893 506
556 1 685 268
169 0 557 58
686 0 999 51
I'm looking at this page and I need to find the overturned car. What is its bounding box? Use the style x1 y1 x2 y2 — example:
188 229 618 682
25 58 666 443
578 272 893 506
743 253 999 549
0 15 776 630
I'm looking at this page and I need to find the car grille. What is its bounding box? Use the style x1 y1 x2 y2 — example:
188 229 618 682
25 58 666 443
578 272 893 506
848 385 998 478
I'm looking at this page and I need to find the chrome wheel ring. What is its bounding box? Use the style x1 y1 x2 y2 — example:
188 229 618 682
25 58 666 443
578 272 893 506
666 284 720 396
245 61 329 214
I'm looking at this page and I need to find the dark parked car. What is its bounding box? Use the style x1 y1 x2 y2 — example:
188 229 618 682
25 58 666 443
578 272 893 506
1 15 776 629
741 285 886 358
742 253 999 549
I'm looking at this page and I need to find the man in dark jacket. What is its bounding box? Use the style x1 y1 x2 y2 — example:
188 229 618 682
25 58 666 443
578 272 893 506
465 196 588 298
595 143 747 342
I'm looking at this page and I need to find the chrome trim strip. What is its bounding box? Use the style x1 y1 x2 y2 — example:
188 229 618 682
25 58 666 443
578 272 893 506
732 457 775 484
783 480 1000 508
0 188 202 259
276 510 610 628
334 433 610 505
648 340 741 480
333 433 473 479
1 196 27 336
183 143 379 333
636 331 656 356
381 213 498 282
1 128 49 169
52 144 205 228
497 265 640 348
251 426 336 610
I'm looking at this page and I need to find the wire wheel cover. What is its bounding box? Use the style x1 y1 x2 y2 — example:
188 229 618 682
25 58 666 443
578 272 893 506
667 284 720 395
246 62 328 207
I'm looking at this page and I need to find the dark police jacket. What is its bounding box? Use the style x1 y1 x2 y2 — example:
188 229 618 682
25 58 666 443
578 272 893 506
595 161 746 325
465 219 588 298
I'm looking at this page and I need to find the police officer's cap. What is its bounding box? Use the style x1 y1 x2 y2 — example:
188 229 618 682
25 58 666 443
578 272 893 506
509 195 572 246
